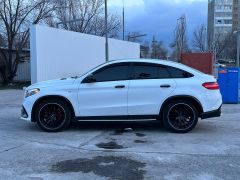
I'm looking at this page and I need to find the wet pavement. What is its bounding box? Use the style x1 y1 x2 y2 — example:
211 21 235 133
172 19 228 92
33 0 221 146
0 90 240 180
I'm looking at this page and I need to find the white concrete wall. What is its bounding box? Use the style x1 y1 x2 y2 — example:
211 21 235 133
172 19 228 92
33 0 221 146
30 25 140 83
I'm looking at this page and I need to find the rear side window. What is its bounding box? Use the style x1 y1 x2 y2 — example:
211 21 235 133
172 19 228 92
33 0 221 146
133 65 159 79
159 66 171 78
167 67 193 78
132 63 171 79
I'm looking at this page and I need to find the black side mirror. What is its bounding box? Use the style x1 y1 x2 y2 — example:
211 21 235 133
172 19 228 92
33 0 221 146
82 74 96 83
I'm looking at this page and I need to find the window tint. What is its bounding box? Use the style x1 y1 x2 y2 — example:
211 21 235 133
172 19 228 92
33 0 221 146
133 64 171 79
133 65 158 79
158 66 171 78
93 65 129 82
167 67 193 78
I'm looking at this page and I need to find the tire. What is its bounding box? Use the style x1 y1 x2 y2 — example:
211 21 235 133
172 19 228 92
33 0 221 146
35 99 71 132
162 100 198 133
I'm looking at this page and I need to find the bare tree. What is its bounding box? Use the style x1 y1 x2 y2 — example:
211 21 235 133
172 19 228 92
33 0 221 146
151 36 168 59
0 0 54 84
170 15 189 61
212 32 236 62
49 0 121 38
192 24 207 52
0 34 5 46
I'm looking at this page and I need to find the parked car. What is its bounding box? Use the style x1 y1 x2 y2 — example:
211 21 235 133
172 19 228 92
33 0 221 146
21 59 222 133
214 63 226 68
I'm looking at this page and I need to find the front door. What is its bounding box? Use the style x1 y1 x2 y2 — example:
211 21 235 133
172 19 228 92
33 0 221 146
78 63 130 117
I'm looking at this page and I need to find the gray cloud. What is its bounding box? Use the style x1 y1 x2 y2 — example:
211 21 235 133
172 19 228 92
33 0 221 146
122 0 207 47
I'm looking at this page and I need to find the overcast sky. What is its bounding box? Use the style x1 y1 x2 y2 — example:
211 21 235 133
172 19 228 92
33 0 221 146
109 0 208 48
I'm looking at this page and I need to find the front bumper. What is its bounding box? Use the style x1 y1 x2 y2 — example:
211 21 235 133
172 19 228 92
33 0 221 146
201 105 222 119
20 96 36 122
21 106 28 119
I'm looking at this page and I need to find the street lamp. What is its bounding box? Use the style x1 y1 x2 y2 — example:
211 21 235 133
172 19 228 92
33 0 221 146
233 30 240 67
105 0 109 62
56 1 109 62
127 34 147 41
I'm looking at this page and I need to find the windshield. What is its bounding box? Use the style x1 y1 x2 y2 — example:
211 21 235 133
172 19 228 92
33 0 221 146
79 62 107 77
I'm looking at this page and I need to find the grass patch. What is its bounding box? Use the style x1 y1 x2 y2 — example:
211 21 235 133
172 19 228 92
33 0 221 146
0 81 31 90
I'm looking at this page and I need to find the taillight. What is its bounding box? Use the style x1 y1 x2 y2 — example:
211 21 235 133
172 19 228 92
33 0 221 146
202 82 219 90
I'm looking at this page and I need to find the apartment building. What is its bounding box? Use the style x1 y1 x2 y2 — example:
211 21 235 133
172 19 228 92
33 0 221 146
207 0 233 49
233 0 240 31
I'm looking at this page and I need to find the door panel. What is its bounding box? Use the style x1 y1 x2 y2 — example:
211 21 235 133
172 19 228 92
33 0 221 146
78 81 129 116
128 79 176 115
127 63 177 116
78 62 131 117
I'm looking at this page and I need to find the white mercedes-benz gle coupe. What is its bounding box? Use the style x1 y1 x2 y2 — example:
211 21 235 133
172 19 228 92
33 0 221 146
21 59 222 133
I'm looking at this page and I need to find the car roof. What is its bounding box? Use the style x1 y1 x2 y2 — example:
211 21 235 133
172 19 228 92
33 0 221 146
106 58 204 75
107 58 184 67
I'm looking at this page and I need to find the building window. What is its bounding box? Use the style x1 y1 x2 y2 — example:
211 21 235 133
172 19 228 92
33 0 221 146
224 20 232 24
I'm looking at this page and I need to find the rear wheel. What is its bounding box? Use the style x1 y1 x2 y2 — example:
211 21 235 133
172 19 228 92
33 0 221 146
35 99 71 132
162 100 198 133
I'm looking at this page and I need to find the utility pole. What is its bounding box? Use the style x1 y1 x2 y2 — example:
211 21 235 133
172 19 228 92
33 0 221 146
237 34 240 67
234 30 240 67
203 27 207 52
105 0 109 62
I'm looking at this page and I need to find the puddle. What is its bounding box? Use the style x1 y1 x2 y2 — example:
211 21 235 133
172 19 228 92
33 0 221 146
96 141 124 149
135 133 146 137
134 140 147 144
52 156 146 180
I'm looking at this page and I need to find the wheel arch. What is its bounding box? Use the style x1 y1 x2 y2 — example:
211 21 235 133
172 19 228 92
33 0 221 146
159 95 203 119
31 95 76 122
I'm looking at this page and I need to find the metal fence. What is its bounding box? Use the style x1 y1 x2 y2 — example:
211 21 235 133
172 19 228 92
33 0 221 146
0 61 31 82
14 61 31 82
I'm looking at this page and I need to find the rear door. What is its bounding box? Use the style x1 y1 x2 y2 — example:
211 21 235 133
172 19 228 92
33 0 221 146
128 63 177 115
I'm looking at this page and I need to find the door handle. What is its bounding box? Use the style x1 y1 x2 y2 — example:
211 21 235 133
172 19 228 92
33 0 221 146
115 85 125 89
160 84 171 88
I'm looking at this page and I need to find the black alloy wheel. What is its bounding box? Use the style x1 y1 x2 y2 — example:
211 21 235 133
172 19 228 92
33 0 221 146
35 99 71 132
163 100 198 133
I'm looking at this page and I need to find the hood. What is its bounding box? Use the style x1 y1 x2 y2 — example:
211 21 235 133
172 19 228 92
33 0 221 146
27 77 76 89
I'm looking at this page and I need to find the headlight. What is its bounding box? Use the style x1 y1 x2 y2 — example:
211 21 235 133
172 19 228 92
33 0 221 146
25 88 40 98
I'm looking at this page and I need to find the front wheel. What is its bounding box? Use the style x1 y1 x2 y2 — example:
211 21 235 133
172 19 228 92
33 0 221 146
35 99 71 132
162 100 198 133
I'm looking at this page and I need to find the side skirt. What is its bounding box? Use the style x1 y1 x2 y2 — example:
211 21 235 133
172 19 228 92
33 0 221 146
75 115 159 121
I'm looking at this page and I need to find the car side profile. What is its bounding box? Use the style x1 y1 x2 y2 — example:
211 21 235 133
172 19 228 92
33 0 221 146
21 59 222 133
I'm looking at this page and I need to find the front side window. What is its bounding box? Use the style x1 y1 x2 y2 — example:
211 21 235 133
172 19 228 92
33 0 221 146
93 64 129 82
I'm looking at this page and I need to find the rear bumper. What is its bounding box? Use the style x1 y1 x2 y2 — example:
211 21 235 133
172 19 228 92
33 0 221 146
201 105 222 119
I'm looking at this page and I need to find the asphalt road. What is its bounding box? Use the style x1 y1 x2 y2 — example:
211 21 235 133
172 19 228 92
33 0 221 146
0 90 240 180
